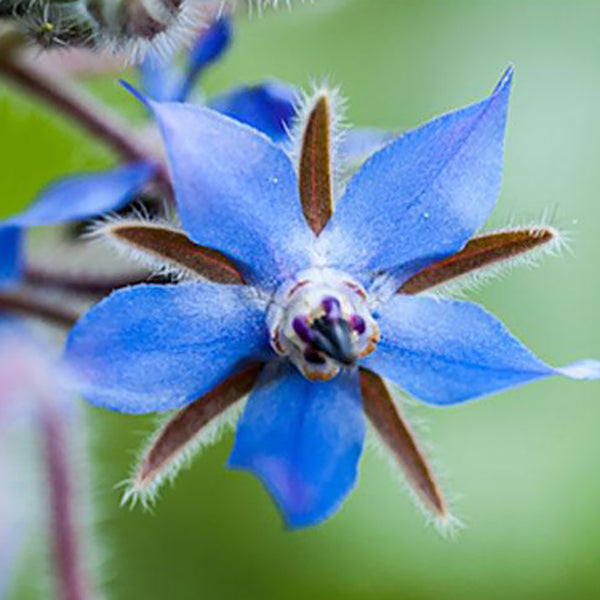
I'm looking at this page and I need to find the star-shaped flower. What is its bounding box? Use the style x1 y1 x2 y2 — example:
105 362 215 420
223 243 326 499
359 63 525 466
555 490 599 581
64 67 600 529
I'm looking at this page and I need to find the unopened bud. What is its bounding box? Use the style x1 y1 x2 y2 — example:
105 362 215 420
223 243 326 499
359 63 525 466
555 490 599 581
2 0 193 58
1 0 306 59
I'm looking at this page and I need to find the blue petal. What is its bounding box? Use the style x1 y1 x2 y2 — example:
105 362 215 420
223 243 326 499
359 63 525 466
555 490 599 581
319 68 513 281
3 163 154 228
144 98 314 288
64 283 270 414
176 17 232 102
229 362 365 529
362 294 600 406
209 81 297 141
0 227 23 288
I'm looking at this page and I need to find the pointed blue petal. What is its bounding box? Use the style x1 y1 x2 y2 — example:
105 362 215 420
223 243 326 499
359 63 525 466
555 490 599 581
209 81 297 141
362 294 600 406
229 362 365 529
0 227 23 288
3 163 154 228
144 99 314 288
176 17 232 102
64 283 270 414
320 68 513 281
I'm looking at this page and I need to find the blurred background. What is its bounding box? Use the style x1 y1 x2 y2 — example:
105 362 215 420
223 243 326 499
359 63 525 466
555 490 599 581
2 0 600 598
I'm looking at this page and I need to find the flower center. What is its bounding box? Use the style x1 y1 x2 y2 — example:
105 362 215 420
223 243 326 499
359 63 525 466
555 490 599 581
267 268 379 381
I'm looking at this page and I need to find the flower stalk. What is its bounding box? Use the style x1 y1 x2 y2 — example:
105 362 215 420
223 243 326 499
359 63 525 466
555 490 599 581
39 402 91 600
0 291 79 327
0 48 171 187
25 265 149 296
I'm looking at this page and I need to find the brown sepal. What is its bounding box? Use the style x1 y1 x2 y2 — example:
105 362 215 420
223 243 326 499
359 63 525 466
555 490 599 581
399 227 556 295
134 363 264 492
299 96 334 235
360 368 447 519
108 223 246 284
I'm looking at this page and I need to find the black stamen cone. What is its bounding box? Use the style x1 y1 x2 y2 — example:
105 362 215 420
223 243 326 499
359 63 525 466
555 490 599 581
310 317 357 366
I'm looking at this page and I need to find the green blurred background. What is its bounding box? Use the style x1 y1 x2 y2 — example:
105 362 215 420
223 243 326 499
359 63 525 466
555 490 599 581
3 0 600 598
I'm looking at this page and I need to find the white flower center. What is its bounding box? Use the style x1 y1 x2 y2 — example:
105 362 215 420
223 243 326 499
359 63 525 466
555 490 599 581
267 268 379 381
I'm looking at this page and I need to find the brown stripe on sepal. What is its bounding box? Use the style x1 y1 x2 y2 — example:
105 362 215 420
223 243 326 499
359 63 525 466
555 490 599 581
104 222 246 285
359 368 447 519
399 227 557 295
125 363 264 505
299 95 334 235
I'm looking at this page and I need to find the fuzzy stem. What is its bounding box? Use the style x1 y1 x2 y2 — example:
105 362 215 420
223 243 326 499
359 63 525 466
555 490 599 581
25 265 150 296
0 291 79 327
39 404 90 600
0 49 171 188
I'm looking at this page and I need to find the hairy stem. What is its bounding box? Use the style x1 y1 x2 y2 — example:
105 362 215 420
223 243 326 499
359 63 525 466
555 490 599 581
0 292 79 327
25 265 150 296
40 404 91 600
0 49 171 187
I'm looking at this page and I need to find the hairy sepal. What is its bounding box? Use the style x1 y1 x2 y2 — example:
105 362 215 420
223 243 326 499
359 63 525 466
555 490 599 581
399 225 561 296
360 368 453 528
95 218 246 284
288 83 347 207
123 363 264 508
298 94 334 235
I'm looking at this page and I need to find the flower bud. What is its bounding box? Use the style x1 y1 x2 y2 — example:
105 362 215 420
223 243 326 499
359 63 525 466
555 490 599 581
3 0 192 57
1 0 305 58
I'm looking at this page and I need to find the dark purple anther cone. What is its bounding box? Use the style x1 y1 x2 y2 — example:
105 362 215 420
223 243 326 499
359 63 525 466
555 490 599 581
293 316 315 343
304 349 326 365
349 315 366 335
322 296 342 322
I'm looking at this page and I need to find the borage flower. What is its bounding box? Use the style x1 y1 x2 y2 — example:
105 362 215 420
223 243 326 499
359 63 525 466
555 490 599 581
65 67 600 529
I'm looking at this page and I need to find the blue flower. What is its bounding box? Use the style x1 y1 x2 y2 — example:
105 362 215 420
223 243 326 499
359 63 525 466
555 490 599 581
64 67 600 529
